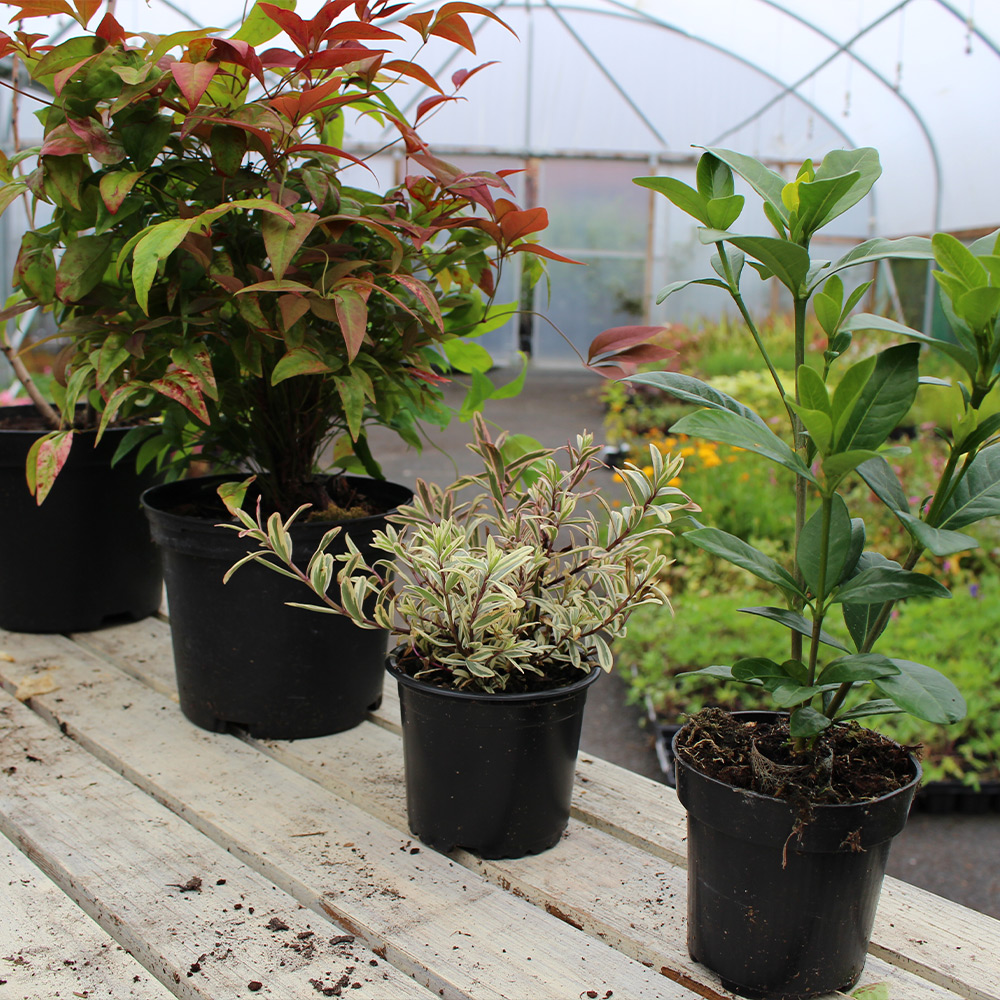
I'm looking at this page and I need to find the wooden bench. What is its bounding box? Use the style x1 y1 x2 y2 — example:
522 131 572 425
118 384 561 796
1 617 997 999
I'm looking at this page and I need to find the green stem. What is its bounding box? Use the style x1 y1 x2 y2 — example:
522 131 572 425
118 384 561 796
791 295 810 664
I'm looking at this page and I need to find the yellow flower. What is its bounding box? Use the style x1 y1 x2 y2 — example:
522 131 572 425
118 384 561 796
642 465 655 477
680 446 695 458
668 476 683 488
613 472 624 483
701 451 723 468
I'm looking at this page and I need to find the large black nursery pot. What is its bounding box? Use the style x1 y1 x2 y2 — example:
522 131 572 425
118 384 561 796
388 653 601 858
673 712 921 1000
142 474 412 740
0 407 162 633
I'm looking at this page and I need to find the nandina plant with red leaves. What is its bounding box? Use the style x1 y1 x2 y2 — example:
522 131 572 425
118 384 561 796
0 0 571 511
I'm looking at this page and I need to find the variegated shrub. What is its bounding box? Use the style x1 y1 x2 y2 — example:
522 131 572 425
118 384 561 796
222 414 696 692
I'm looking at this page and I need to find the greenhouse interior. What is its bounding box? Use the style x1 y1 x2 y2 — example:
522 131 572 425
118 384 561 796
2 0 999 368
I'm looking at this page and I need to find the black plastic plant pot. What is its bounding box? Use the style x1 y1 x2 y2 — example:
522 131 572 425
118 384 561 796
0 408 162 633
673 712 921 1000
388 654 602 859
142 474 412 740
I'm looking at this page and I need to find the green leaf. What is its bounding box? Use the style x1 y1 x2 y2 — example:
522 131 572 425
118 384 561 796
696 152 735 199
835 343 919 452
271 347 331 384
831 354 877 442
895 512 978 557
654 275 729 303
820 449 882 486
443 338 493 374
857 455 908 513
731 657 792 683
701 147 788 222
874 659 966 724
726 235 811 294
797 365 830 414
813 291 840 337
230 0 294 44
626 371 769 428
33 35 105 77
818 654 899 685
938 444 1000 529
806 147 881 225
262 211 318 281
841 551 896 651
686 526 804 595
797 495 852 596
710 247 745 287
956 285 1000 332
633 176 710 226
217 476 257 517
334 374 366 440
54 234 113 302
671 409 818 484
706 195 744 231
794 171 861 239
841 313 978 379
933 232 988 289
786 401 832 454
739 606 851 652
837 700 905 721
833 566 951 604
130 219 195 313
789 706 831 739
823 237 934 287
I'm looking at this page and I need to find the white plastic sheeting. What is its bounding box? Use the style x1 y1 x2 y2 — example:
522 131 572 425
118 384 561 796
2 0 997 362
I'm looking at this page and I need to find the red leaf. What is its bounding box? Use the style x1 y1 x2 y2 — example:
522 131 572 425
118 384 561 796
278 293 311 331
6 2 73 22
498 206 548 243
587 326 669 366
333 287 369 361
429 16 476 55
382 58 442 93
400 10 433 40
40 123 88 157
510 243 584 265
259 47 299 68
210 273 245 294
52 55 94 95
415 94 457 123
95 12 127 44
258 3 311 54
285 143 372 172
299 46 381 72
171 61 220 109
451 61 497 89
210 38 265 86
322 22 402 42
72 0 101 27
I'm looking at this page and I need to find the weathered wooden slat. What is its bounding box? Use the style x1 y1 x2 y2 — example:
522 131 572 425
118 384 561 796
0 690 432 1000
0 831 174 999
0 629 699 1000
60 624 1000 1000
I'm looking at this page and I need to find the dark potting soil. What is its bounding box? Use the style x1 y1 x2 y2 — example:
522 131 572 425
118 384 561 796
675 707 916 806
393 650 594 696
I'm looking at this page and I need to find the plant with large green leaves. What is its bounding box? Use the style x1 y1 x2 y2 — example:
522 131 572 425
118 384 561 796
0 0 569 513
592 147 999 747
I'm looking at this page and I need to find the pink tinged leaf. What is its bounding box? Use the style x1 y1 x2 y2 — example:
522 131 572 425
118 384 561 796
210 38 265 86
391 274 443 331
150 371 210 423
509 243 584 265
40 124 88 157
26 430 73 505
279 293 311 331
333 288 369 362
67 117 125 165
210 273 245 294
451 61 497 89
170 60 220 109
53 55 94 95
259 47 299 68
587 325 671 366
98 170 143 214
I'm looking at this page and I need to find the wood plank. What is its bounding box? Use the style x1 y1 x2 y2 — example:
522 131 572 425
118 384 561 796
0 691 431 1000
62 625 1000 1000
0 831 173 1000
0 628 700 1000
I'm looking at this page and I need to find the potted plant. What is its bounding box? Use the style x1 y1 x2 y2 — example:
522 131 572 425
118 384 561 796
1 313 162 633
591 147 995 998
0 0 569 731
220 413 695 857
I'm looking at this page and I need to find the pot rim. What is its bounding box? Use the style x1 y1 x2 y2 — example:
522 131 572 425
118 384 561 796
387 648 603 704
672 709 923 812
141 472 413 530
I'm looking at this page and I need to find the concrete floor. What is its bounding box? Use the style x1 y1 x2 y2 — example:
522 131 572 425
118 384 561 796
372 365 1000 920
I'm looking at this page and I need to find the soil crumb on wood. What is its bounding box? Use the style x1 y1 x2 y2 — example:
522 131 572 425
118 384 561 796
675 708 917 805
